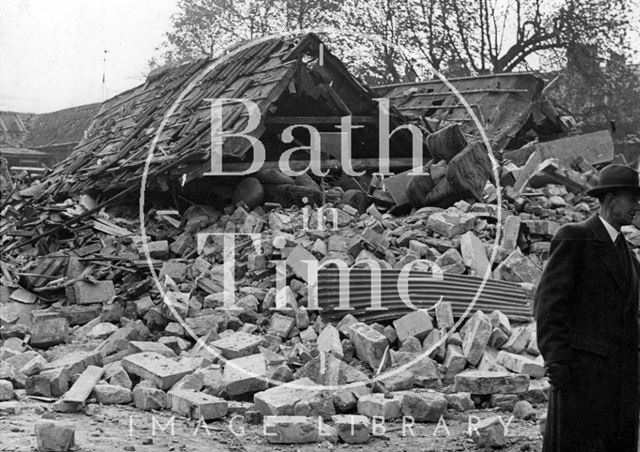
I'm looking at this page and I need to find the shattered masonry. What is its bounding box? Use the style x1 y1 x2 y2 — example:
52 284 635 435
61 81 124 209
0 33 636 450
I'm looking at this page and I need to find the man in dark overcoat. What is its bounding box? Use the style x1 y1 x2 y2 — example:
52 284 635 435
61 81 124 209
535 163 640 451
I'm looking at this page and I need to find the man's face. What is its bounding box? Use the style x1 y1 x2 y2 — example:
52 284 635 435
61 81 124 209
611 190 640 226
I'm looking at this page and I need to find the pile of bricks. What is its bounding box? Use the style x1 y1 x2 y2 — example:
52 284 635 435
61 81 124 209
2 159 639 449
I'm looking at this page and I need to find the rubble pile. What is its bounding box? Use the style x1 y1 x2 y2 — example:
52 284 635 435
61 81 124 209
4 147 639 449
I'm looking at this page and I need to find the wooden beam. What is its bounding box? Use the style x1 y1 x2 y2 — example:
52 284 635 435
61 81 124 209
219 158 418 173
264 116 377 125
409 89 529 97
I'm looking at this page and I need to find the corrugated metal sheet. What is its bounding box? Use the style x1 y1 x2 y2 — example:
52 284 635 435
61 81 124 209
317 268 532 322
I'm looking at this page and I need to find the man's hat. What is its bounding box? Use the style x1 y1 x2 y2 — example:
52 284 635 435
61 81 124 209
587 163 640 197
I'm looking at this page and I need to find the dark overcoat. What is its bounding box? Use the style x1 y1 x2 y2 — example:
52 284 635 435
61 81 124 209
534 214 640 452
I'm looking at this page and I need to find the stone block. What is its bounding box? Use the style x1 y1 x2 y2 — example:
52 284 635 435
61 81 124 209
264 416 322 444
132 382 167 410
294 353 369 389
295 306 309 330
409 240 430 257
170 371 204 392
356 393 402 420
26 367 69 397
299 327 317 343
488 328 510 349
0 400 20 415
169 389 228 420
527 333 540 356
6 351 40 373
491 393 519 411
45 351 102 377
435 248 466 273
122 352 191 390
399 337 422 353
348 322 389 370
336 314 358 336
501 215 521 253
503 324 533 354
460 231 490 276
158 261 188 283
30 311 69 348
444 392 474 411
422 328 446 361
66 280 116 305
426 210 475 238
443 344 466 380
268 313 296 338
490 313 511 338
392 310 434 342
317 324 343 357
470 416 505 448
332 415 370 444
0 379 13 401
523 379 550 404
144 240 169 259
400 391 447 422
496 351 545 378
158 336 190 355
0 361 24 388
129 341 176 358
223 354 269 397
493 249 541 284
210 332 265 359
253 378 323 415
454 370 530 394
383 325 398 345
286 246 316 283
61 365 104 405
98 321 149 357
86 322 118 339
513 400 536 420
523 220 560 237
461 311 491 366
134 296 154 317
35 420 75 452
478 347 507 373
99 303 123 323
185 314 221 337
293 391 335 420
379 369 415 391
447 332 463 346
93 384 132 404
435 301 454 330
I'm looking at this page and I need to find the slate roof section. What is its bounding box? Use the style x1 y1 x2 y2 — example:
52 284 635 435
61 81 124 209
23 103 100 149
0 111 35 147
374 72 567 151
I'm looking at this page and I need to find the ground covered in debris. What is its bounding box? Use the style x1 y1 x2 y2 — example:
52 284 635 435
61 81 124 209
1 401 546 451
2 34 639 452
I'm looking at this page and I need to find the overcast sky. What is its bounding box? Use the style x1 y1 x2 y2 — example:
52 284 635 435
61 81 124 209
1 1 638 114
0 0 178 113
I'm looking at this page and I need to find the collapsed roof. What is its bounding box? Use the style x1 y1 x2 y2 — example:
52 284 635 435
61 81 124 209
42 33 417 199
374 73 567 152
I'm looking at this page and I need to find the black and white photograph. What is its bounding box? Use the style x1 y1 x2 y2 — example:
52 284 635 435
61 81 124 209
1 0 639 450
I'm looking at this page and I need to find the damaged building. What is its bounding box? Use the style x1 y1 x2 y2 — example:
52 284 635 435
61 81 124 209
1 32 637 451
